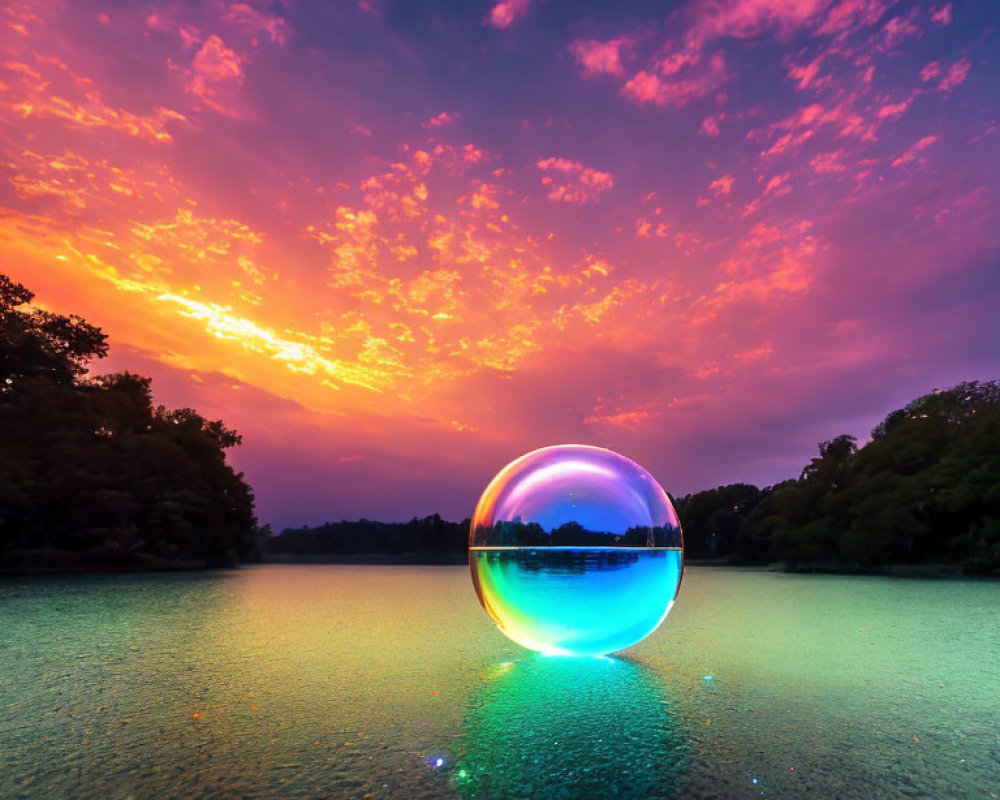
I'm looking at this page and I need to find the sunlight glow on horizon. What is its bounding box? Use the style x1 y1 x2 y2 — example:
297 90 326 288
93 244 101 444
3 0 998 525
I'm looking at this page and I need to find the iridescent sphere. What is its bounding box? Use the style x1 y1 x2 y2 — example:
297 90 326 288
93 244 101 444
470 445 683 655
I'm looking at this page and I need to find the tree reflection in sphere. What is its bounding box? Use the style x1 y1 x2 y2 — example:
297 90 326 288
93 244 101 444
470 445 683 655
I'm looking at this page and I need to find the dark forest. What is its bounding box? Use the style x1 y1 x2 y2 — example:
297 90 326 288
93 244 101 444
0 274 258 570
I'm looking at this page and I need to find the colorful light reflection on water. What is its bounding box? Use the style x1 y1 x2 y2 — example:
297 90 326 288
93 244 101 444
452 656 688 800
470 445 683 655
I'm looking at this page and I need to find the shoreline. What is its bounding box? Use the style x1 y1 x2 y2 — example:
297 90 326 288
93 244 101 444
2 552 994 577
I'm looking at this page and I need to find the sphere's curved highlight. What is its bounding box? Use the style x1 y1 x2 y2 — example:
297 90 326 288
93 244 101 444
469 445 683 655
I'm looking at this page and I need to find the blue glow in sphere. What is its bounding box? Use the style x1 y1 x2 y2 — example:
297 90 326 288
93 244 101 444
469 445 683 655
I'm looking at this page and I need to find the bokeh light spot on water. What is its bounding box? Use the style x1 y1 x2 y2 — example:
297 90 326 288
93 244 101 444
469 444 684 656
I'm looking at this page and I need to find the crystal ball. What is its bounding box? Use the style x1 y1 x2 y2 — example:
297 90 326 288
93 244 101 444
469 444 683 655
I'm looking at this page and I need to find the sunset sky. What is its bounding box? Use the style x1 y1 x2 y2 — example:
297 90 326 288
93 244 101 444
3 0 998 527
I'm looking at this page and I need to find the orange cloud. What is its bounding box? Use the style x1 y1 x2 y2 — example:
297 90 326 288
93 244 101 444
1 57 186 143
583 404 656 429
536 157 614 203
424 111 459 128
693 220 818 321
7 149 182 214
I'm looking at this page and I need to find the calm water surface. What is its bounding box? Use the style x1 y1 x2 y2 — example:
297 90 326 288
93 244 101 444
1 566 997 799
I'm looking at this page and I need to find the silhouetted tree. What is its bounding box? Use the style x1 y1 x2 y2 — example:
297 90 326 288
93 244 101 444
0 275 257 570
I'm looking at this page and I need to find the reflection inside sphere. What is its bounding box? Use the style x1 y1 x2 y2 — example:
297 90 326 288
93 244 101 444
470 445 683 655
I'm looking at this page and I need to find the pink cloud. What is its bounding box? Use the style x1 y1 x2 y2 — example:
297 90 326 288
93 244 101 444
488 0 532 29
876 97 912 119
179 27 202 50
742 171 792 216
755 97 879 158
880 12 920 50
660 51 700 76
145 12 171 32
815 0 892 38
184 35 245 116
787 54 826 90
622 70 662 104
919 59 969 91
930 3 952 25
690 0 829 45
693 219 818 321
569 36 630 78
810 149 847 173
920 61 940 82
224 3 292 45
537 157 614 203
891 135 938 167
710 173 735 196
700 114 723 136
763 171 791 195
581 0 918 115
424 111 459 128
622 52 726 107
938 57 970 91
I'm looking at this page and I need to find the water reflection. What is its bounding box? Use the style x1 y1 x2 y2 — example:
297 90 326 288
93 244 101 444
449 655 688 800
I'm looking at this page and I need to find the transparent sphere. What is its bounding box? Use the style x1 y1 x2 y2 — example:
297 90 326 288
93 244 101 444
470 445 683 655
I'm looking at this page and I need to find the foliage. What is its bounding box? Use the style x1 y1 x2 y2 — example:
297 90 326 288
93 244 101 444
268 514 471 556
270 381 1000 574
673 483 764 560
675 382 1000 574
0 275 257 570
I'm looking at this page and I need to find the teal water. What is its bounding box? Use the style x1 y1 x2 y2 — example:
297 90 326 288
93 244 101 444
470 547 683 655
1 566 997 799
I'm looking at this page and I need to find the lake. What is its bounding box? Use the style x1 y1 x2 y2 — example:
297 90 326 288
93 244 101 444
1 565 997 799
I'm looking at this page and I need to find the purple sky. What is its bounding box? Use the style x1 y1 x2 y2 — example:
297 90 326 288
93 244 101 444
3 0 998 527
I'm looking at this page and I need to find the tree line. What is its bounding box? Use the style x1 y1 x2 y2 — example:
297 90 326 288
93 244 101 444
5 273 996 575
269 381 999 575
675 381 1000 574
267 514 470 557
0 274 258 570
